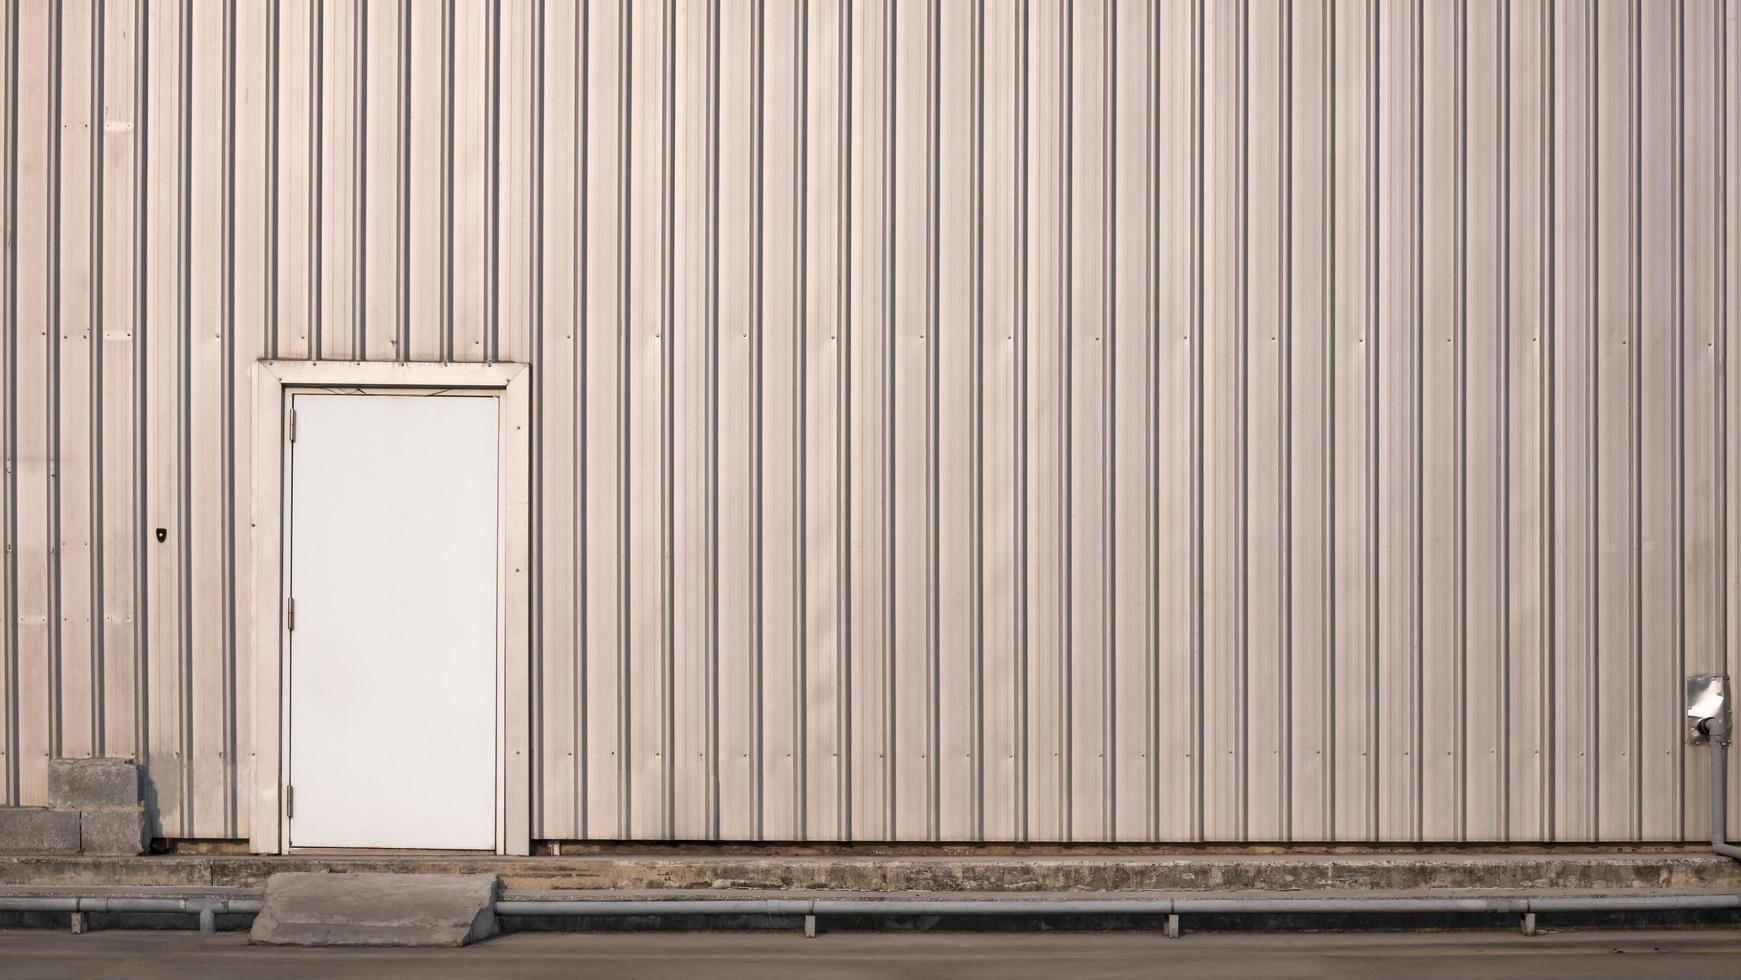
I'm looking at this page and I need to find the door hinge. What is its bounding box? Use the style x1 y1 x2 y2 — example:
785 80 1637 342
288 408 297 442
286 785 294 819
286 597 295 632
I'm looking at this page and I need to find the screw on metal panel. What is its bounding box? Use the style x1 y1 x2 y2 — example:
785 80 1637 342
1165 913 1181 939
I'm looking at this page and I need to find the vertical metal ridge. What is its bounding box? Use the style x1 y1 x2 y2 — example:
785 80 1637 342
440 0 453 360
1058 0 1072 843
1 0 16 806
970 0 985 843
573 0 589 839
132 0 149 785
1103 0 1117 841
696 0 717 839
882 0 896 841
267 0 279 359
1012 0 1028 842
1585 0 1599 841
1497 0 1511 842
703 0 724 842
1413 0 1425 842
1453 0 1469 842
177 0 195 835
310 0 322 359
1540 0 1556 842
792 0 809 841
836 0 852 842
1279 0 1295 842
925 0 939 845
1190 0 1205 842
1322 0 1338 841
222 0 240 836
1715 0 1731 842
1404 0 1420 843
539 0 553 831
91 0 108 759
354 0 365 356
615 0 631 841
661 0 676 840
1671 0 1687 839
396 0 410 359
1627 0 1643 841
741 0 762 842
486 0 501 362
529 0 546 834
1145 0 1159 842
1236 0 1251 841
46 0 63 761
1365 0 1380 843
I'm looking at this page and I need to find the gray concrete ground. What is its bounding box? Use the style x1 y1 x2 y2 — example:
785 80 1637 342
4 929 1741 979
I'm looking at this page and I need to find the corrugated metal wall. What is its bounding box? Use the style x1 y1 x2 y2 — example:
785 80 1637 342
2 0 1739 844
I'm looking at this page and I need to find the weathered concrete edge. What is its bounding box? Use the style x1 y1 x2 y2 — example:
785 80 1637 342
248 873 499 947
247 923 484 948
3 883 1732 903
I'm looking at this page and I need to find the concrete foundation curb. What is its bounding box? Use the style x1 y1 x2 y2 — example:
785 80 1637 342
48 760 142 809
78 809 150 857
0 811 81 855
5 852 1740 893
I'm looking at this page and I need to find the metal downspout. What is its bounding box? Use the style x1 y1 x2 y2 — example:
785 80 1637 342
1711 723 1741 863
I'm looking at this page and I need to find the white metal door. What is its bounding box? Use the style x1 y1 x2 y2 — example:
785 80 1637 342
287 393 499 850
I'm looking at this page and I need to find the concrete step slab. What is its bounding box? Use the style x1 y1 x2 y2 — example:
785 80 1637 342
48 759 141 809
0 809 80 855
249 872 500 947
78 807 149 856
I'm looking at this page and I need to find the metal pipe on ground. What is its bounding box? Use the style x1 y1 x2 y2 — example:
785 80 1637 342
0 897 263 934
492 895 1741 917
6 893 1740 937
494 894 1741 937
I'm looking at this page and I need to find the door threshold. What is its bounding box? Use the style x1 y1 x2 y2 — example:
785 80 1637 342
283 847 502 857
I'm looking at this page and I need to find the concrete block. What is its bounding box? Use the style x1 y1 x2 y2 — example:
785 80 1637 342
78 807 150 856
48 759 141 809
0 809 80 855
251 873 500 947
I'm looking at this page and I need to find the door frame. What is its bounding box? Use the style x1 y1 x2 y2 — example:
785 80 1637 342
249 360 531 855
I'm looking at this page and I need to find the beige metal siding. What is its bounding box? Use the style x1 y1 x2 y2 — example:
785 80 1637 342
2 0 1738 843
